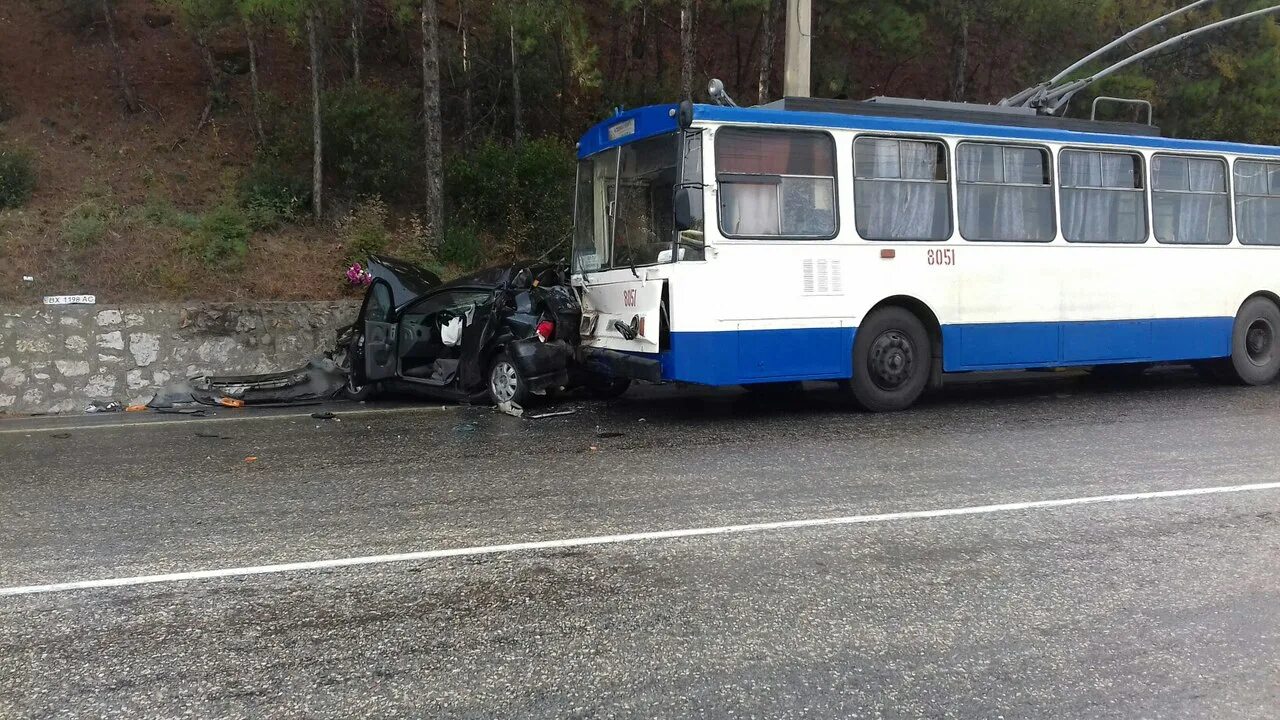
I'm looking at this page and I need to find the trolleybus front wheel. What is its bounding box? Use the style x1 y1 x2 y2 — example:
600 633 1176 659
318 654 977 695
849 307 931 412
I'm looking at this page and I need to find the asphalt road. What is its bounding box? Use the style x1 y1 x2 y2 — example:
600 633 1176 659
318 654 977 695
2 369 1279 718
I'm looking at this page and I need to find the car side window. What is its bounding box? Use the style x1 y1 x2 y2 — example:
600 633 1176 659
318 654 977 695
362 282 393 323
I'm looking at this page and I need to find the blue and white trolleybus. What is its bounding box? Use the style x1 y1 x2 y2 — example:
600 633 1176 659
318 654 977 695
570 92 1280 411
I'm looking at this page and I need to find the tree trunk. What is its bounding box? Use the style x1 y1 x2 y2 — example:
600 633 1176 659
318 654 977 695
350 0 363 83
459 0 472 141
680 0 694 101
308 8 323 219
421 0 444 246
195 30 221 125
245 18 266 144
950 8 970 102
100 0 140 113
758 0 781 103
510 22 523 147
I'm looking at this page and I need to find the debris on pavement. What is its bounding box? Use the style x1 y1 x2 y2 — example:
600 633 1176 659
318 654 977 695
497 401 525 418
526 408 577 419
84 400 122 414
149 357 348 409
244 456 258 463
310 411 338 420
125 404 148 412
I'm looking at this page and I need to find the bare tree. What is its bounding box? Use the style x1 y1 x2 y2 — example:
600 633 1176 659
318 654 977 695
193 28 222 127
100 0 141 113
307 5 323 218
422 0 444 245
459 0 472 139
680 0 694 101
244 16 266 144
510 21 524 146
350 0 363 82
758 0 782 103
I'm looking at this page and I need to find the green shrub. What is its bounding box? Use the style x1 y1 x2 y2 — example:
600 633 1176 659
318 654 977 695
0 150 35 209
438 223 487 269
191 205 251 269
137 194 199 232
337 197 393 262
323 84 415 199
239 163 308 230
445 139 574 261
61 200 109 247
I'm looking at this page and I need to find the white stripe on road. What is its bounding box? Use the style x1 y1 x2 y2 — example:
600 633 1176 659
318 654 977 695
0 405 455 436
4 480 1279 597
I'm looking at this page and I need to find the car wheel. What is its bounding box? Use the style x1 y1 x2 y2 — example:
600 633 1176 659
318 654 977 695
488 352 531 406
584 373 631 399
1224 296 1280 385
849 307 931 412
335 343 378 401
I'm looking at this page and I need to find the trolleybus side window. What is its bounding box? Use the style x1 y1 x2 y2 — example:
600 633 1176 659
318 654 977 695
853 137 951 241
1152 155 1231 245
956 143 1054 242
715 128 837 239
1059 149 1147 244
1233 159 1280 245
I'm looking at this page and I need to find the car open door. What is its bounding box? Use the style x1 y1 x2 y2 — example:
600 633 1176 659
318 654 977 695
361 279 398 382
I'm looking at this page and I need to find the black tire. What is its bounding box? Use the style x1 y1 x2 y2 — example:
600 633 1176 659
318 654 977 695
584 373 631 400
335 343 378 401
849 307 932 412
1223 296 1280 385
488 351 531 406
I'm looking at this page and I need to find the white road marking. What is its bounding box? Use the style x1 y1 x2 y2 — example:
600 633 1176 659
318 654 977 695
3 480 1279 597
0 405 456 436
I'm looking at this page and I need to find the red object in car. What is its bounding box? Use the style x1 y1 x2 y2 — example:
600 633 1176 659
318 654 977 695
536 320 555 342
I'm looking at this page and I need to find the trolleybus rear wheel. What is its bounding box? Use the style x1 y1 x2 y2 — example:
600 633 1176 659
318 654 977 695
849 307 931 412
1224 296 1280 385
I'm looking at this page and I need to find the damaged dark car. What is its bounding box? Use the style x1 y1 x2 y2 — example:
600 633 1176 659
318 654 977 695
335 255 582 406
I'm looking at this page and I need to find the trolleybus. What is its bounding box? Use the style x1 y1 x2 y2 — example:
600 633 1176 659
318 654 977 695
570 94 1280 411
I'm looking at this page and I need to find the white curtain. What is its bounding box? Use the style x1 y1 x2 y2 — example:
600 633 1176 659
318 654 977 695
721 183 780 236
1060 150 1145 243
855 139 946 240
1235 161 1280 245
957 145 1052 242
1153 158 1229 244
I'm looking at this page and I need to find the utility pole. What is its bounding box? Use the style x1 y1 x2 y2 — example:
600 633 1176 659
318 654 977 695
782 0 810 97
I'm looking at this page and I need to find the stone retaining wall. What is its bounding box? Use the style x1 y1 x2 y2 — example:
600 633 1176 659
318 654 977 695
0 301 360 415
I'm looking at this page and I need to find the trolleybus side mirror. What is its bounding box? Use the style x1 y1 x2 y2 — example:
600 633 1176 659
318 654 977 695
673 187 700 231
677 100 694 128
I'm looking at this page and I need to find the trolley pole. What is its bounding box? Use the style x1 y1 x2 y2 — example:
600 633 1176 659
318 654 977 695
783 0 811 97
